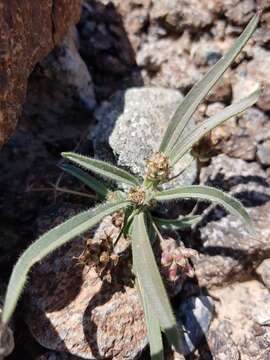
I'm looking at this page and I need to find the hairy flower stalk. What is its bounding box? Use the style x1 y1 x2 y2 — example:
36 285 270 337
0 13 260 359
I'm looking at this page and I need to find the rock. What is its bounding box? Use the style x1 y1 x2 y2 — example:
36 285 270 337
35 352 80 360
78 1 143 100
104 0 152 52
91 87 197 188
41 28 96 112
256 259 270 291
24 205 147 359
177 296 214 355
206 75 232 103
200 320 240 360
222 0 256 26
24 203 203 358
232 47 270 112
238 107 270 143
257 140 270 166
137 37 202 91
150 0 214 33
210 280 270 360
194 154 270 288
0 0 83 148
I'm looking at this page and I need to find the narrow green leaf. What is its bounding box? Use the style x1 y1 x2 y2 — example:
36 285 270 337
2 200 129 324
159 13 260 155
62 152 140 187
132 213 185 353
170 89 260 165
61 163 109 199
155 185 254 233
153 215 201 231
135 278 164 360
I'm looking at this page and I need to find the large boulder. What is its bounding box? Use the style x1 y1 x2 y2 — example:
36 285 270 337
0 0 82 148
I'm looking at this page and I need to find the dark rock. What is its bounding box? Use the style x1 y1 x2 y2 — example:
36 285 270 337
35 352 80 360
177 296 214 355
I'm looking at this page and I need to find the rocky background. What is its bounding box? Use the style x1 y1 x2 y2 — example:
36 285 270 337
1 0 270 359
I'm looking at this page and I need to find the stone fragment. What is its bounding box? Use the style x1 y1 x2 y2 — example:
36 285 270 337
232 48 270 112
195 154 270 288
91 87 197 188
223 0 256 26
210 281 270 360
257 140 270 166
150 0 214 32
177 296 214 355
256 259 270 291
137 37 202 91
201 320 240 360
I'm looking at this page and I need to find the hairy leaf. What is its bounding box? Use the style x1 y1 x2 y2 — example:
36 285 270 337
159 13 259 155
136 278 164 360
153 215 201 231
62 152 140 187
2 200 129 324
132 213 185 353
170 89 260 165
155 185 254 233
61 163 109 199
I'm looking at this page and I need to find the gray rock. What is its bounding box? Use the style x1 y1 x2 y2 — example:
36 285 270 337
257 140 270 166
177 296 214 355
256 259 270 291
195 154 270 288
91 87 197 188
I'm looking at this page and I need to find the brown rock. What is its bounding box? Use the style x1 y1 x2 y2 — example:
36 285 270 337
210 281 270 360
223 0 256 26
232 48 270 112
150 0 214 32
201 321 240 360
256 259 270 291
24 206 147 359
0 0 82 148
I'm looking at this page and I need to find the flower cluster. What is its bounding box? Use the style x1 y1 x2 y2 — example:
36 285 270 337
145 152 170 183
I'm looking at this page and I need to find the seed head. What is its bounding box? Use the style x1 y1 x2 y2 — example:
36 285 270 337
146 152 170 183
160 238 198 282
128 187 146 205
